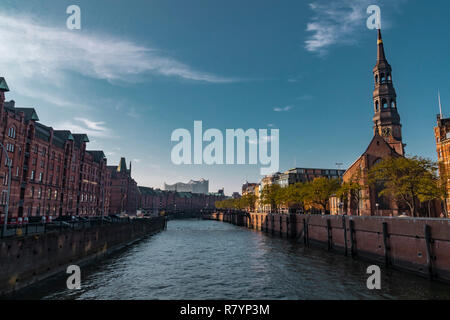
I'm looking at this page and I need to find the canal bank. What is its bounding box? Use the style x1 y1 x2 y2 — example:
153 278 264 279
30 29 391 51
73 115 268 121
204 212 450 285
0 217 165 296
10 218 450 300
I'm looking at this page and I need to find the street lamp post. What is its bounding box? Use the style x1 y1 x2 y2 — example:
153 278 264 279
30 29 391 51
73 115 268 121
376 203 379 216
1 142 12 236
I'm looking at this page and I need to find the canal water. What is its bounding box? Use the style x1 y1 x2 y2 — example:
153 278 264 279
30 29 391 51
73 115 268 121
14 219 450 300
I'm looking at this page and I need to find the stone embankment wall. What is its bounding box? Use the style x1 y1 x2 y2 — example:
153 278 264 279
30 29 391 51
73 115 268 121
0 217 165 296
204 212 450 284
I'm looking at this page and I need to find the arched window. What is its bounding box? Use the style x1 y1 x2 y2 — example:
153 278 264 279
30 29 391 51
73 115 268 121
391 100 396 108
387 74 392 81
381 73 386 83
375 101 379 111
375 75 379 84
382 98 388 109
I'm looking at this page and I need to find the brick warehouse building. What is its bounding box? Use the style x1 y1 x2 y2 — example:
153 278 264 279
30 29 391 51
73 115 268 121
0 77 112 220
107 158 139 216
0 76 233 221
139 187 226 216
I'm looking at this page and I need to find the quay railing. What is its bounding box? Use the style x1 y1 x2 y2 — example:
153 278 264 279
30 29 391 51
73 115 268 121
0 216 160 239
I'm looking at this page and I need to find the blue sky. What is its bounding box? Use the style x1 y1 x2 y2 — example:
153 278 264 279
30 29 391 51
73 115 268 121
0 0 448 194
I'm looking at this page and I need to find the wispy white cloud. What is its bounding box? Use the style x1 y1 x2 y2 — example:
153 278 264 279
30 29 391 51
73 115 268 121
0 11 235 109
296 94 314 101
127 107 140 119
305 0 374 55
288 75 303 83
56 117 112 138
274 105 293 112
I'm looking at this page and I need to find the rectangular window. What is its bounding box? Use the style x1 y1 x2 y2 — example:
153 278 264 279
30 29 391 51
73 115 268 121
1 191 7 205
31 170 35 181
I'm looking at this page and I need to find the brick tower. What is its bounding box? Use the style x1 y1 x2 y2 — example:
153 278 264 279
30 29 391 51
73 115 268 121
372 29 405 156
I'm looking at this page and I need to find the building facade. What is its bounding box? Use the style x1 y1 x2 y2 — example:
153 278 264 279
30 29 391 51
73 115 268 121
139 186 226 216
0 77 110 220
107 158 139 216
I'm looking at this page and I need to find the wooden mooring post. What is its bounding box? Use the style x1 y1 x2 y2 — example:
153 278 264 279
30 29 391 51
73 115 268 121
342 216 348 256
382 222 390 267
326 219 332 251
349 219 356 258
424 224 434 280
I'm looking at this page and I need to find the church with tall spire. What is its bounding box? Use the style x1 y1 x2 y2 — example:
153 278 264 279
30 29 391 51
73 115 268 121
372 29 405 156
342 29 406 216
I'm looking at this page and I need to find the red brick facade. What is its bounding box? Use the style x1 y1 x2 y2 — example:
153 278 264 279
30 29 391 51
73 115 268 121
107 158 139 216
0 77 225 221
139 187 226 216
0 82 111 220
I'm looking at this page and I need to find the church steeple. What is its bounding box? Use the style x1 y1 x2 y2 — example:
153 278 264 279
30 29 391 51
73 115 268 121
376 29 387 63
372 29 404 156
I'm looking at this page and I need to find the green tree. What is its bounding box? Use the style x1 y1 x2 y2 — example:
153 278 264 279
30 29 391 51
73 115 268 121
417 171 444 217
369 156 439 217
337 169 366 216
261 184 282 213
282 183 307 213
303 178 341 214
241 193 257 212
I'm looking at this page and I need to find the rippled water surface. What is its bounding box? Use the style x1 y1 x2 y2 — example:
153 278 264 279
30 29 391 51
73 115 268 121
15 219 450 300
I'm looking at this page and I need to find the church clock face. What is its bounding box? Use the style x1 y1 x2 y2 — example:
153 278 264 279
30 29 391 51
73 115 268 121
382 128 391 137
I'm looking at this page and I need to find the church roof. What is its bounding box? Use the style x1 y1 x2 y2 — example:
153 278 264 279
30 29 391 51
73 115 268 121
343 133 403 177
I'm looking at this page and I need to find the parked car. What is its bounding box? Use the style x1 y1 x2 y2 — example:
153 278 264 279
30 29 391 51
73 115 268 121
54 216 72 222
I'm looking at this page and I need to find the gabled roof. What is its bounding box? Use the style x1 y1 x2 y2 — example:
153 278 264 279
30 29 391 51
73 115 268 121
54 130 74 141
16 108 39 121
72 133 90 146
343 133 403 177
3 100 40 122
138 186 155 195
35 122 52 142
87 150 106 163
0 77 9 92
